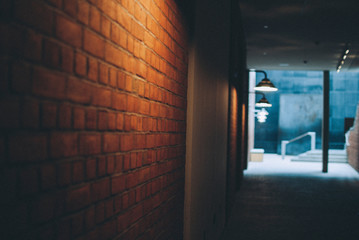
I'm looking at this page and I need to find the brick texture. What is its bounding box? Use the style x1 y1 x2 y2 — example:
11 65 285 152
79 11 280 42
348 104 359 172
0 0 188 239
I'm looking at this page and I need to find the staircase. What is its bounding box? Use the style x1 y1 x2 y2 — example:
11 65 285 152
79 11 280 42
291 149 348 163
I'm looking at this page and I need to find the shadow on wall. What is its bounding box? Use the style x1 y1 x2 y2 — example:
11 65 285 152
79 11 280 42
279 94 322 155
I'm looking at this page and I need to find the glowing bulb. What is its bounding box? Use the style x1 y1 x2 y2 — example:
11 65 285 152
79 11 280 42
345 49 350 54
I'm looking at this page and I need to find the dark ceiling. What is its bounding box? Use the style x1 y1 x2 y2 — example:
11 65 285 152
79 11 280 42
239 0 359 71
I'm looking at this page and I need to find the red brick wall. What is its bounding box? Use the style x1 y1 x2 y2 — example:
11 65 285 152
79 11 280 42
348 104 359 172
0 0 188 239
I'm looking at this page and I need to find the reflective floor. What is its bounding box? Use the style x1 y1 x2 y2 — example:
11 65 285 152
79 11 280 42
222 154 359 240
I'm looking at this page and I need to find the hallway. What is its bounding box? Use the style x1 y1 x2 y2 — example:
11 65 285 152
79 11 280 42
223 154 359 240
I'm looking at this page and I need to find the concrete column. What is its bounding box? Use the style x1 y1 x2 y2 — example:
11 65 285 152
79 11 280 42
248 71 256 160
322 70 330 173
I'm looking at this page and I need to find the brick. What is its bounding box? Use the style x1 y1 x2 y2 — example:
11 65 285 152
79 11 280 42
104 198 114 219
43 39 61 68
117 5 131 30
63 0 77 17
58 103 72 129
144 31 155 50
46 0 62 8
99 63 109 85
56 14 82 47
90 6 101 32
127 95 139 113
75 52 87 76
107 155 115 174
111 24 127 49
138 99 150 115
79 133 101 155
86 108 97 130
114 155 123 173
72 160 85 183
31 194 55 223
57 162 71 186
66 185 91 212
112 92 127 110
109 68 117 87
14 0 53 34
71 213 84 237
50 132 78 158
11 63 31 93
108 112 116 130
123 154 130 170
84 29 105 58
101 15 111 38
95 202 105 224
61 46 74 73
120 134 133 152
125 74 133 92
0 98 20 128
24 30 42 61
100 0 117 20
127 35 134 54
134 2 146 24
73 107 85 129
67 77 92 104
91 178 110 202
111 175 125 194
135 60 147 79
88 58 99 82
92 87 112 107
40 164 56 190
98 111 108 130
9 134 47 162
18 167 39 195
32 67 66 100
86 158 97 180
78 0 90 24
41 102 57 129
103 133 120 153
116 113 124 130
97 156 107 176
124 114 131 131
105 43 125 68
57 218 71 240
132 20 145 41
85 207 95 230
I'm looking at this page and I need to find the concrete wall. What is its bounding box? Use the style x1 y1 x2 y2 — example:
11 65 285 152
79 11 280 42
279 94 322 154
347 104 359 172
184 0 231 239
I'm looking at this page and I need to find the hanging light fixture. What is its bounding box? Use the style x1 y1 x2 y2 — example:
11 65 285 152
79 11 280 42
255 95 272 107
255 108 269 123
252 70 278 92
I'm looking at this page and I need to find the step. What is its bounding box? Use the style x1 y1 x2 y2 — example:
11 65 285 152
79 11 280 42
291 157 348 163
291 149 348 163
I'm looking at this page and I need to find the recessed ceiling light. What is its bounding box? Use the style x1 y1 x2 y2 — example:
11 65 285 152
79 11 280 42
264 25 268 29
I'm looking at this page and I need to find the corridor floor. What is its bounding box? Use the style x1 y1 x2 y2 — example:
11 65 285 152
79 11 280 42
222 154 359 240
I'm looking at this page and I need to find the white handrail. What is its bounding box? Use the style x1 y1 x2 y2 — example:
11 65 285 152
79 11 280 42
281 132 316 159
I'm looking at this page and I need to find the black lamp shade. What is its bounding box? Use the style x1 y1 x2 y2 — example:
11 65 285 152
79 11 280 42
254 78 278 92
255 96 272 107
